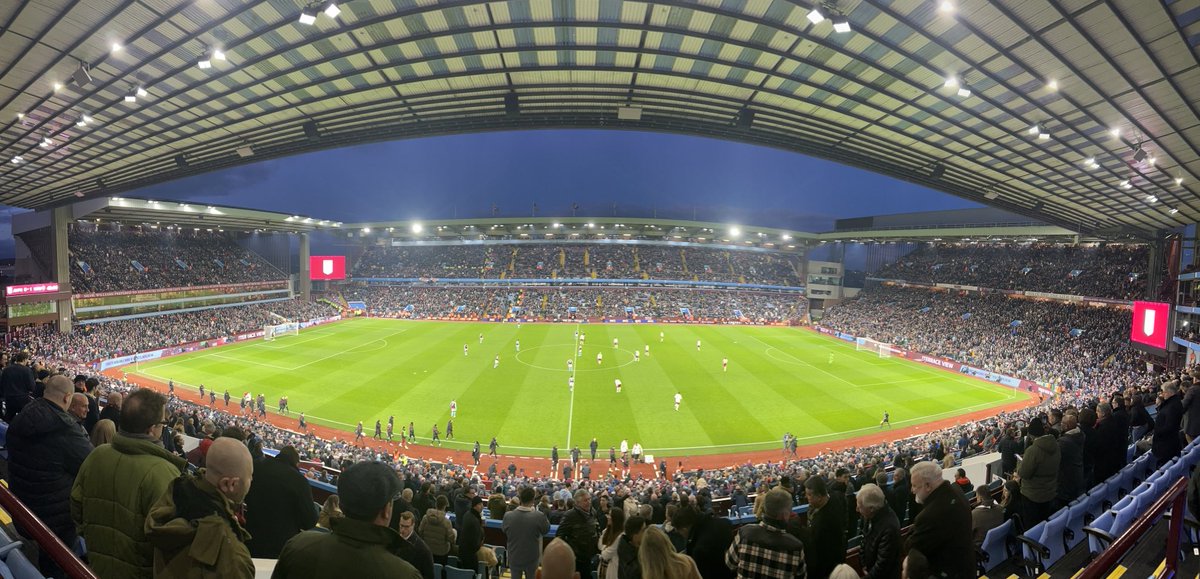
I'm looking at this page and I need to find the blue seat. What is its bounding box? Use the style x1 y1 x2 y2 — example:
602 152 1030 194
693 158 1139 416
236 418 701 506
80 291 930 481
979 518 1014 573
443 566 476 579
433 563 442 579
1082 487 1106 523
1084 510 1117 557
1111 498 1141 539
1028 508 1069 572
1019 519 1048 575
1065 500 1090 548
446 556 459 569
1117 466 1136 494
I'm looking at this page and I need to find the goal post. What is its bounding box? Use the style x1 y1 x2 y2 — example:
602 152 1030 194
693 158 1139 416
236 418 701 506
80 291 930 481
263 322 300 341
856 337 897 358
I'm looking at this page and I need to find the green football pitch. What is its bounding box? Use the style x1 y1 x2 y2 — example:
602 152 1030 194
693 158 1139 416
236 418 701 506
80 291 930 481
130 318 1021 457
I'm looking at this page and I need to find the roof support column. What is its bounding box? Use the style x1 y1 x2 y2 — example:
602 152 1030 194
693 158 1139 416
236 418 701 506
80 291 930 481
298 232 311 301
50 206 72 333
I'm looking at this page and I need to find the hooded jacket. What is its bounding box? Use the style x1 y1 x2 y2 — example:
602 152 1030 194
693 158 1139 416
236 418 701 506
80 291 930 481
1018 434 1061 504
6 397 93 543
145 471 254 579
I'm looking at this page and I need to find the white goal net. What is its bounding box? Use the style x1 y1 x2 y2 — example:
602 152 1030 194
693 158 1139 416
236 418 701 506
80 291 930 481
856 337 898 358
263 322 300 341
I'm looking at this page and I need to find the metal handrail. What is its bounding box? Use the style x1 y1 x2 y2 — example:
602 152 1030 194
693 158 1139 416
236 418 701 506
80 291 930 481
0 484 99 579
1078 476 1187 579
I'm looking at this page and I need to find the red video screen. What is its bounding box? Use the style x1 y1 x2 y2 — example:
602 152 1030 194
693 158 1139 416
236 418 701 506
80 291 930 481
5 282 61 297
309 256 346 280
1130 301 1171 350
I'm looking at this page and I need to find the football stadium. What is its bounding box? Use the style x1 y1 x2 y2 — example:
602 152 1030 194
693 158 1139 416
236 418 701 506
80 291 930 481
0 1 1198 578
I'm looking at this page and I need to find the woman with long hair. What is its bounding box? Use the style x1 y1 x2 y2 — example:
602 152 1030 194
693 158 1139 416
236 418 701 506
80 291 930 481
597 508 626 579
638 526 700 579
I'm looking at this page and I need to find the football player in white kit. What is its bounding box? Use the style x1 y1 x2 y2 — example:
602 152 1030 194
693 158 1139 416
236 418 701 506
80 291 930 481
674 392 682 411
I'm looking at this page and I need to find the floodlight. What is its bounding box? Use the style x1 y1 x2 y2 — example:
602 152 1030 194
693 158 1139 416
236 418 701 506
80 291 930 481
53 82 63 92
1046 79 1058 91
957 87 971 98
807 7 825 24
938 1 955 13
1144 195 1157 203
412 223 423 233
729 226 741 238
40 137 53 148
832 16 851 33
212 48 226 61
1119 180 1131 189
1038 132 1049 141
1109 127 1120 138
1170 208 1180 215
323 2 341 18
137 86 148 98
1177 177 1185 186
198 58 212 69
111 42 123 53
124 92 137 103
362 227 371 233
299 9 317 25
11 156 23 164
1027 123 1039 136
944 76 959 89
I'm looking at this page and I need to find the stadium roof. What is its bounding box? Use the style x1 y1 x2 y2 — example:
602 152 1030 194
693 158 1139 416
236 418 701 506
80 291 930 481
10 196 338 235
0 1 1197 238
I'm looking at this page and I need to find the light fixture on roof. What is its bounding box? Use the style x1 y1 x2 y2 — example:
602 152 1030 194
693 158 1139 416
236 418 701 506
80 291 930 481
323 2 341 18
412 223 423 233
137 86 149 98
831 14 851 33
729 226 741 238
111 42 123 53
1176 176 1184 186
944 76 960 89
198 46 226 69
1109 127 1121 138
1170 207 1180 215
362 227 371 233
807 6 825 24
298 8 318 25
1046 79 1058 91
11 156 23 164
40 136 53 148
1027 123 1039 136
1144 195 1158 203
198 56 212 69
213 48 226 61
1038 131 1050 141
938 0 955 13
1119 180 1131 189
53 82 63 92
957 87 971 98
1147 156 1156 167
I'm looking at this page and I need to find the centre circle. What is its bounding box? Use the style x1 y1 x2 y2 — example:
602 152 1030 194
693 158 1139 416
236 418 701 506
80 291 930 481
512 343 640 372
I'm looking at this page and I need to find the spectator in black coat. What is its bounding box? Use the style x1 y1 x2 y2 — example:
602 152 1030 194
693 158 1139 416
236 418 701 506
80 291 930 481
795 476 847 579
1 352 36 421
457 497 485 573
671 504 734 579
1092 402 1130 483
1184 381 1200 445
1153 381 1185 467
857 483 901 579
889 467 910 524
395 510 436 579
243 446 318 558
1057 413 1087 504
454 486 476 530
98 391 122 430
999 429 1022 476
907 461 975 579
6 375 93 573
555 489 599 578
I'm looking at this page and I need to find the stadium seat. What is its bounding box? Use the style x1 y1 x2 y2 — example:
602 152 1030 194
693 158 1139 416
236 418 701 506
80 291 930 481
1018 518 1048 575
1110 499 1142 541
1082 486 1107 523
1084 511 1117 557
978 518 1014 575
1065 500 1090 548
446 556 459 569
492 545 507 571
443 566 477 579
433 563 442 579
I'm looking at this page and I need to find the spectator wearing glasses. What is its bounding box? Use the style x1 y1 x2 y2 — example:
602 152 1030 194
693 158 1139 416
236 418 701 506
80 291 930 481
71 388 187 579
395 511 436 579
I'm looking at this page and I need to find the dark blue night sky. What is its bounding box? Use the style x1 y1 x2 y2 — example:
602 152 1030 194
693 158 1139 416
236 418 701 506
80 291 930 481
123 129 978 230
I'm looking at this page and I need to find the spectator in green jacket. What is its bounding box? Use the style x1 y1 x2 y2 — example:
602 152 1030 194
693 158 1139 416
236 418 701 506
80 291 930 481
71 388 186 579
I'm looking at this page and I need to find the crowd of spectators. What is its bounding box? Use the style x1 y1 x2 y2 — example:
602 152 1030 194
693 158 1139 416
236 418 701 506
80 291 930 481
818 285 1141 391
9 299 335 362
354 243 804 286
344 285 808 323
873 243 1149 299
68 226 287 294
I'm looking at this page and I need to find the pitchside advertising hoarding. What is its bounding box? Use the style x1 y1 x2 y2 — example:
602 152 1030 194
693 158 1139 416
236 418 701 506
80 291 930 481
309 256 346 280
1130 301 1172 351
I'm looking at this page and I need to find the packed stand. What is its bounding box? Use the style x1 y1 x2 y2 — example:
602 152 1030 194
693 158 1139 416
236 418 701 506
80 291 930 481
873 243 1149 299
0 285 1183 579
9 299 335 362
819 285 1141 391
68 226 287 294
354 242 804 286
345 285 808 323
